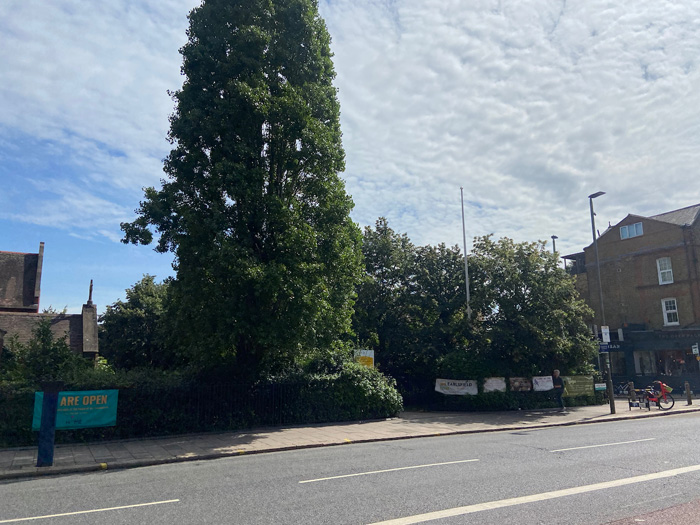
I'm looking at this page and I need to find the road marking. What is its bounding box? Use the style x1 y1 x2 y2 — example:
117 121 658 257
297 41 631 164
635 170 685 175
0 499 180 523
299 459 479 484
368 464 700 525
550 438 655 452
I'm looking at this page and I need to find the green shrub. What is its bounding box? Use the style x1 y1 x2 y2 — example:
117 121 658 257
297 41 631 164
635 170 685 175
0 361 403 447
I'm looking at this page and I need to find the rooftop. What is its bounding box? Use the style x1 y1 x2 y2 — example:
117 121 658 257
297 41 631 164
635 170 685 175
649 203 700 226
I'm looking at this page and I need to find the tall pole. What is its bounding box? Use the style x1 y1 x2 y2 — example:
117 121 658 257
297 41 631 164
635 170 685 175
589 191 614 414
551 235 558 254
460 187 472 321
589 196 606 326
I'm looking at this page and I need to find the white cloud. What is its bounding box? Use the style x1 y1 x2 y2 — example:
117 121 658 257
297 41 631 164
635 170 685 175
323 0 700 254
2 0 700 268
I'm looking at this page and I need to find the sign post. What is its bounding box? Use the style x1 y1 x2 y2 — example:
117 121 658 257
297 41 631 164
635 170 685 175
36 381 64 468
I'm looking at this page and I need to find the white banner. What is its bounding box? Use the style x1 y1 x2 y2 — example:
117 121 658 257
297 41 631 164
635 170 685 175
435 379 478 396
483 377 506 393
532 376 554 391
509 377 532 392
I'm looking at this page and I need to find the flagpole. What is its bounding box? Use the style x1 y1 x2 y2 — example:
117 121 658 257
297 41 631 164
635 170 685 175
460 187 472 321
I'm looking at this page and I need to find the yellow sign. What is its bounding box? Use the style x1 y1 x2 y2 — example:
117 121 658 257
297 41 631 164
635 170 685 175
354 349 374 368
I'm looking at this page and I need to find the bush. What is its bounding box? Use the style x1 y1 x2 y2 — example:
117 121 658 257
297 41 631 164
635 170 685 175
273 362 403 423
3 318 91 387
0 362 403 447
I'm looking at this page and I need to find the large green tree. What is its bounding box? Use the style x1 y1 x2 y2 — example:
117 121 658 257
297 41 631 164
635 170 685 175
353 219 472 392
99 275 173 370
468 235 597 376
122 0 362 379
353 218 415 352
354 221 597 392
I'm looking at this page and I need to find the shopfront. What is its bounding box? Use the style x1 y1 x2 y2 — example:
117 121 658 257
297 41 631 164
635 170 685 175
608 329 700 390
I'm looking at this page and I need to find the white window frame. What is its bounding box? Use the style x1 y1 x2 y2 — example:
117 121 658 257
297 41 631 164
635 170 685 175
662 298 679 326
656 257 673 285
620 222 644 240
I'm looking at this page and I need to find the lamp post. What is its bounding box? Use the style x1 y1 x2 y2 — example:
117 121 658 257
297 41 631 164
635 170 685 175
588 191 614 414
460 187 472 321
551 235 558 254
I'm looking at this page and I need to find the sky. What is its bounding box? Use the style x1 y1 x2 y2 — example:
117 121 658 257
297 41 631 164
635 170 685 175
2 0 700 313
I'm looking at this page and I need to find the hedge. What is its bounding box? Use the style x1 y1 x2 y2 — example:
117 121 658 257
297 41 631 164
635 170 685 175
0 362 403 448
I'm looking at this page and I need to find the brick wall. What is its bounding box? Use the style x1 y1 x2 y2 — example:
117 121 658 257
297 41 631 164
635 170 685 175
583 217 700 331
0 313 84 353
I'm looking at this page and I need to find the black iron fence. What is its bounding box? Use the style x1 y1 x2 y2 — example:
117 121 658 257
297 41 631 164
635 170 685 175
0 380 397 448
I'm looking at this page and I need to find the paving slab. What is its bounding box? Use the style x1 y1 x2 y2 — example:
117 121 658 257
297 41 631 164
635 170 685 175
2 399 699 481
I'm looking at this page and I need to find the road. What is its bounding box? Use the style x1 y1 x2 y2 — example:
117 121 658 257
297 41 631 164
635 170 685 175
2 413 700 524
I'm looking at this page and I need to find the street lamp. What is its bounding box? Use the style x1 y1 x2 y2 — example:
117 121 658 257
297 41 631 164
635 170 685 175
551 235 558 254
460 187 472 321
588 191 614 414
588 192 606 326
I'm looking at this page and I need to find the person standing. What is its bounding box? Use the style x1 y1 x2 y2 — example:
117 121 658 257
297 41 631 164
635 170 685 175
552 369 566 411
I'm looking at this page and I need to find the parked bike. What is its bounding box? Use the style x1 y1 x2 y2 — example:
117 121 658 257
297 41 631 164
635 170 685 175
641 380 674 410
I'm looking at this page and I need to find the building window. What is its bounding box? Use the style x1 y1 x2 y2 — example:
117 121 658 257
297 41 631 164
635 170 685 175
656 257 674 285
662 298 679 326
620 222 643 240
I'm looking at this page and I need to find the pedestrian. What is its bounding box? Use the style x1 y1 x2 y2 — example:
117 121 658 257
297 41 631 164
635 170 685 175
552 369 566 411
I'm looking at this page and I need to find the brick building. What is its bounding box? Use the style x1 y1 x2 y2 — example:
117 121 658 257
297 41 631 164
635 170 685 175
0 243 98 358
564 203 700 389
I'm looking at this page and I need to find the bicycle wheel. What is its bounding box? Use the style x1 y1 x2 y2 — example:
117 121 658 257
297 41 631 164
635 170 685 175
658 393 674 410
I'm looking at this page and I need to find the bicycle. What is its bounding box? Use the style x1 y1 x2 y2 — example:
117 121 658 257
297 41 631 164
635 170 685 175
641 380 674 410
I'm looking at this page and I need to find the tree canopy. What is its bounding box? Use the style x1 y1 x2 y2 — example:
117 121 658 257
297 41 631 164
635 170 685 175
469 235 596 376
99 275 173 370
353 220 597 393
121 0 362 380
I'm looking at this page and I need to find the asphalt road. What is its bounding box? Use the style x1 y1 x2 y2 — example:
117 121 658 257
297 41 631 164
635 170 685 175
3 413 700 524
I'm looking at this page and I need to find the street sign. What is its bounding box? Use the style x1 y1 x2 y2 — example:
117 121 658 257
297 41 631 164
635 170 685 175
693 343 699 356
599 343 609 353
601 326 611 343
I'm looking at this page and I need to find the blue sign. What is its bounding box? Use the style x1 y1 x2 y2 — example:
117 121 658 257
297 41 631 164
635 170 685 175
599 343 609 353
32 390 118 430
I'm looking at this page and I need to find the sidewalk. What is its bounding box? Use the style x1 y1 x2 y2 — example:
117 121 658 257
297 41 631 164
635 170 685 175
2 399 699 481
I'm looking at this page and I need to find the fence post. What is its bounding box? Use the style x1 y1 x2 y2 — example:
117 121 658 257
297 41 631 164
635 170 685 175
685 381 692 405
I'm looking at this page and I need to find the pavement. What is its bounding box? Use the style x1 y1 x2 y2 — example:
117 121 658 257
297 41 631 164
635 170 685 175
2 398 700 481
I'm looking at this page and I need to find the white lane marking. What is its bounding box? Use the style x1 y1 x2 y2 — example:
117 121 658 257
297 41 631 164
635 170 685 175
550 438 655 452
368 464 700 525
0 499 180 523
299 459 479 484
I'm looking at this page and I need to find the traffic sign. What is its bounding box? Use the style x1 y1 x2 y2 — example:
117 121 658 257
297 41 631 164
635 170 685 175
693 343 699 356
599 343 609 353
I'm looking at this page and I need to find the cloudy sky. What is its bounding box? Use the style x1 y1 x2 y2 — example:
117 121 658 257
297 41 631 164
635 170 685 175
2 0 700 313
